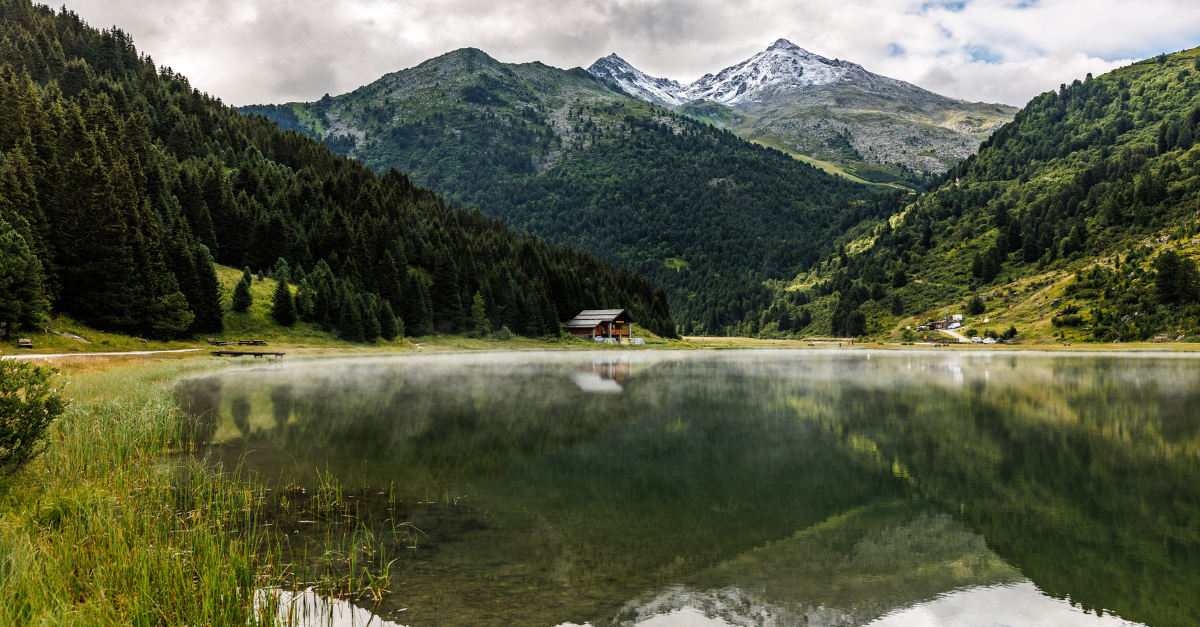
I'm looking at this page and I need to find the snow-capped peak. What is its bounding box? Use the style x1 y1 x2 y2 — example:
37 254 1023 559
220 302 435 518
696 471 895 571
588 39 914 108
587 54 689 108
686 39 864 106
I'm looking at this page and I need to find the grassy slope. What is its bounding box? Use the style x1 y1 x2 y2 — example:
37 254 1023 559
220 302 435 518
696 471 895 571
757 47 1200 345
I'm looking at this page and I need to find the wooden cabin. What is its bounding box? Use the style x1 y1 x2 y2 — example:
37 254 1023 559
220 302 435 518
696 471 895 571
565 309 637 342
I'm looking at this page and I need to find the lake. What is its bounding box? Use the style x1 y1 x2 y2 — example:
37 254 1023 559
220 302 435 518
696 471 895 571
175 350 1200 627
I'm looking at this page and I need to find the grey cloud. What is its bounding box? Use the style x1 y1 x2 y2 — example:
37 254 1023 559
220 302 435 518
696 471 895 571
61 0 1200 106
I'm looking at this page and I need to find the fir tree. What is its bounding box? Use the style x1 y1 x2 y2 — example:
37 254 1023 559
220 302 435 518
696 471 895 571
232 275 253 313
337 287 365 342
470 290 490 337
362 293 381 342
0 219 49 330
270 278 296 326
379 301 400 341
188 244 225 333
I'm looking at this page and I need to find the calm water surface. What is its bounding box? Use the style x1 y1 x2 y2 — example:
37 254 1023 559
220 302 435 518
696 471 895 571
176 350 1200 627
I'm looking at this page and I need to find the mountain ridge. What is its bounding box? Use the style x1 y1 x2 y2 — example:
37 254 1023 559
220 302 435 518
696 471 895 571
587 39 1018 176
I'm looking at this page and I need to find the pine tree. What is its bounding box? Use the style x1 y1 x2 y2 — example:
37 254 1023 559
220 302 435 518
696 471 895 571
379 301 400 341
271 257 290 285
188 244 225 333
337 287 365 342
470 291 490 337
270 278 296 326
362 293 381 342
0 219 49 330
232 275 253 313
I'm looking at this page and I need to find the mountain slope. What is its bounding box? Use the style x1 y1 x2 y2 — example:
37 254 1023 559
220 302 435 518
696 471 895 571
747 48 1200 343
588 40 1018 181
240 47 889 332
0 0 675 341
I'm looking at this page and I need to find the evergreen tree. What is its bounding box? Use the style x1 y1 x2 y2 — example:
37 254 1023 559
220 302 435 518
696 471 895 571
270 278 296 326
271 257 291 285
188 244 225 333
337 287 365 342
379 301 400 341
362 293 381 342
470 290 490 337
232 275 253 312
0 220 49 330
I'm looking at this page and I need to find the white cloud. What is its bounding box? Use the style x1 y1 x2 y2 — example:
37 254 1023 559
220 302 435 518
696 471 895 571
60 0 1200 106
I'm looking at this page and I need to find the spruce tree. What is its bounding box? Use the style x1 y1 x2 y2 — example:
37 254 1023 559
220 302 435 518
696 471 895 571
188 244 225 333
337 287 365 342
270 278 296 326
0 219 49 330
232 274 253 313
379 301 400 341
470 291 490 337
362 293 381 342
271 257 291 285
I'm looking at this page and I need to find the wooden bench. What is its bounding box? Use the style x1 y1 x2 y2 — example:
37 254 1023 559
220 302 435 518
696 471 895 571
17 338 33 349
211 350 284 362
237 340 268 346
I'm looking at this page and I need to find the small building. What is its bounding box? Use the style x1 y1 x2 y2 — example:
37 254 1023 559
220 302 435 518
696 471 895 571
566 309 637 342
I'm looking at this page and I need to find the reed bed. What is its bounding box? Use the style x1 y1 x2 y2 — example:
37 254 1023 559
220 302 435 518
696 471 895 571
0 357 409 625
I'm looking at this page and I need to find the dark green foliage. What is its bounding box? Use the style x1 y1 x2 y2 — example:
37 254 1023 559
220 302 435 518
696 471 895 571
270 278 296 326
337 287 365 342
231 276 252 313
0 360 66 477
187 245 224 333
0 0 674 340
967 295 985 315
379 300 399 341
1152 249 1200 305
0 218 48 329
474 113 880 331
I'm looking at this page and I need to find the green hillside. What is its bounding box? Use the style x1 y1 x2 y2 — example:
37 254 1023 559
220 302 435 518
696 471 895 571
0 0 676 345
746 48 1200 343
240 49 897 330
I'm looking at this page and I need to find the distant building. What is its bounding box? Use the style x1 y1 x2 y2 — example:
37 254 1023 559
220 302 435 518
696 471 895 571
566 309 637 342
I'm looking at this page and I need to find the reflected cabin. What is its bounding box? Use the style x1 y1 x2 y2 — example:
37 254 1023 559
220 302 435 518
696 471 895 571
566 309 636 342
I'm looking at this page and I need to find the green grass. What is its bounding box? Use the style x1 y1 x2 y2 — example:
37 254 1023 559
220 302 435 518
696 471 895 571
0 358 276 624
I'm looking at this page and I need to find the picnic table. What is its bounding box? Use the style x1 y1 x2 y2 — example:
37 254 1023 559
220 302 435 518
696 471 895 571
211 350 284 362
237 340 268 346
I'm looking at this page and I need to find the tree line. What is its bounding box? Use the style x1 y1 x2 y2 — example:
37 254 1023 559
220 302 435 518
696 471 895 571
0 0 675 341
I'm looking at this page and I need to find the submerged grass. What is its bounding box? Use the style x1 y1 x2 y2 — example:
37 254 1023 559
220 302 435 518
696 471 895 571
0 358 275 624
0 356 423 625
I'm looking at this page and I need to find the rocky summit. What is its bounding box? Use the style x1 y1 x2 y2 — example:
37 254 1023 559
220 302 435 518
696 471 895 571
588 39 1018 178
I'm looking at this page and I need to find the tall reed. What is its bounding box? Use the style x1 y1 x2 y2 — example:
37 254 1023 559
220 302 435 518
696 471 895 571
0 359 285 625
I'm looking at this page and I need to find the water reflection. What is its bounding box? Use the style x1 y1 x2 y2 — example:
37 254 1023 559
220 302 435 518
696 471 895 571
176 351 1200 627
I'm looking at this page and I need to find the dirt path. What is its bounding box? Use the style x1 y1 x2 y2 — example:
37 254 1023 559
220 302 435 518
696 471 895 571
1 348 204 360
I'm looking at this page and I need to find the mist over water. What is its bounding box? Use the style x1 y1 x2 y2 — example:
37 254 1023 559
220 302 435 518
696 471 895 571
176 351 1200 627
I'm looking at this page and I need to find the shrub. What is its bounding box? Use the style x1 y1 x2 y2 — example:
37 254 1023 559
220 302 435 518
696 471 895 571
0 361 67 477
967 295 985 315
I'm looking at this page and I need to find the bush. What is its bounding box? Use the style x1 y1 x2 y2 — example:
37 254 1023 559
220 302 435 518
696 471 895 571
967 295 985 315
0 361 67 477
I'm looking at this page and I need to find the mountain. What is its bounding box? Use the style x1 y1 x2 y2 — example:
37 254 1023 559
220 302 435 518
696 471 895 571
738 48 1200 343
240 47 893 332
0 0 675 341
588 39 1019 184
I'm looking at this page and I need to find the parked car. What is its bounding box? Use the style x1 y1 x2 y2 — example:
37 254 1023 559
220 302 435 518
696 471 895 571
983 337 997 344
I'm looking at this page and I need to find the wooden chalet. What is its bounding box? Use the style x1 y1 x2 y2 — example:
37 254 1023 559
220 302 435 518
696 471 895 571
566 309 636 342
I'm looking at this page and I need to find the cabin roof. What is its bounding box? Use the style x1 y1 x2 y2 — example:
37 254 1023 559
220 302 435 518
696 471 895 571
566 309 637 327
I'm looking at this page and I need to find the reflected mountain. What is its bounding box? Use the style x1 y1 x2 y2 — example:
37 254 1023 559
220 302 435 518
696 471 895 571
176 351 1200 627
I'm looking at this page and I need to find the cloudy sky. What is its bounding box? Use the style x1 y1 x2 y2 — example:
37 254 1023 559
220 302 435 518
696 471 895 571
62 0 1200 107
